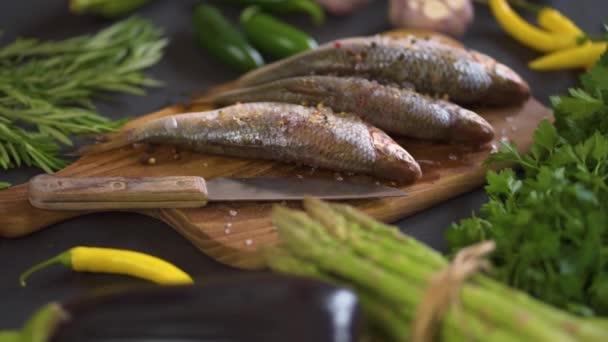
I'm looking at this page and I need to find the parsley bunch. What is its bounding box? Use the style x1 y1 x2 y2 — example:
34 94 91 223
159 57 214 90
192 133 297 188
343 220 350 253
447 53 608 316
0 17 167 189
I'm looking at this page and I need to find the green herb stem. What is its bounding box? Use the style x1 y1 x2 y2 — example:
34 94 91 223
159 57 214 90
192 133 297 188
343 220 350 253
0 17 167 182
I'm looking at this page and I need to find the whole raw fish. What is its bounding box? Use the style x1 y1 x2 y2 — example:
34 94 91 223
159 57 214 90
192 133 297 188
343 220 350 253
235 35 530 105
210 76 494 143
84 103 422 183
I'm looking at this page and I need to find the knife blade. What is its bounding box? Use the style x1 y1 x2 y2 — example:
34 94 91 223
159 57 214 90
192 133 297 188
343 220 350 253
28 175 406 210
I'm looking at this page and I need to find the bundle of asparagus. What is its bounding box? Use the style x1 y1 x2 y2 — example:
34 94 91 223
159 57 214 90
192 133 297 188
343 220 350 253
265 198 608 341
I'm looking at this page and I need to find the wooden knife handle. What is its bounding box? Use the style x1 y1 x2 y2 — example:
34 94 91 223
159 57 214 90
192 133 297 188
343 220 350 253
28 175 208 210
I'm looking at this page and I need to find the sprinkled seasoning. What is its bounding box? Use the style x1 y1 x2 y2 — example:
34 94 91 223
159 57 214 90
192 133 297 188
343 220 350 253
123 102 421 183
229 209 238 217
224 228 231 234
417 159 438 166
139 154 150 164
211 76 494 144
235 36 530 106
296 174 304 179
245 239 253 246
448 153 458 161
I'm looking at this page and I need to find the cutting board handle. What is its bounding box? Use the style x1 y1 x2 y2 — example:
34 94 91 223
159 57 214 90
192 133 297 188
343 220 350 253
0 184 85 237
28 175 209 210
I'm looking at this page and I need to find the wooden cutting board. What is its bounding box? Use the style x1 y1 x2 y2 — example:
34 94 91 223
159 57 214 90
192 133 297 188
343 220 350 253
0 30 551 269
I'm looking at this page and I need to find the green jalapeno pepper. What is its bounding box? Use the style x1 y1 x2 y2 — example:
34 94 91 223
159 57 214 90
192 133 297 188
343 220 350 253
69 0 154 18
241 6 318 59
226 0 325 25
193 4 264 72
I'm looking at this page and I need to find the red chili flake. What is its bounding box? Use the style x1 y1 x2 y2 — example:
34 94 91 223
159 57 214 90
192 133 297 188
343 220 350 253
359 95 367 108
334 41 342 48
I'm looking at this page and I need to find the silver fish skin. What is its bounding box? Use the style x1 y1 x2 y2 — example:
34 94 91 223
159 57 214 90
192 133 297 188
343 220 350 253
235 35 530 106
126 103 422 183
211 76 494 143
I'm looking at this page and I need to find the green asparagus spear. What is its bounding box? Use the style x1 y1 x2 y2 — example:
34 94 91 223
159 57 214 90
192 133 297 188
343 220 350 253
271 204 492 340
272 207 423 307
266 199 608 341
265 246 410 340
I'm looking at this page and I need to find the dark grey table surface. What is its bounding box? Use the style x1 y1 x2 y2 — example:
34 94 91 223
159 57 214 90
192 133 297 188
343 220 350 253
1 0 605 330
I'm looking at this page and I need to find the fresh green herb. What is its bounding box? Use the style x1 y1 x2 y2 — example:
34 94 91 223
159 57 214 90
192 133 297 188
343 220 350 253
0 182 11 190
0 17 167 177
447 53 608 316
266 198 608 341
0 118 66 173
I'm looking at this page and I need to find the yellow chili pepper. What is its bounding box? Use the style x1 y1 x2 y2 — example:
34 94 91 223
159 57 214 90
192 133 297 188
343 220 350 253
489 0 577 52
529 42 607 71
537 7 584 37
19 246 193 286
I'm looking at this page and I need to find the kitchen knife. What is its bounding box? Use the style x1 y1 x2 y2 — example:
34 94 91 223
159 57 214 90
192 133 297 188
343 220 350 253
28 175 406 210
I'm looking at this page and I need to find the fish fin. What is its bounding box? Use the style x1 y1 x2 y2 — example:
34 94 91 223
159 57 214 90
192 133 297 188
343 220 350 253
284 82 326 96
75 130 132 156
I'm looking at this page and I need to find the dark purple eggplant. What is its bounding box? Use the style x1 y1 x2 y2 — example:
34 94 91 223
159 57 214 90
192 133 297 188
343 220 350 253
4 274 363 342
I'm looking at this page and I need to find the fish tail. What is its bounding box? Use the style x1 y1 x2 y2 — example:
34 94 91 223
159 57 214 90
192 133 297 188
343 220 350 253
75 130 133 156
190 96 216 107
193 87 255 107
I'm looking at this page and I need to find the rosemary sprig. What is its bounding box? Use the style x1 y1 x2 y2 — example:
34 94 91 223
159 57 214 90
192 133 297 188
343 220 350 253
0 17 167 183
0 117 67 173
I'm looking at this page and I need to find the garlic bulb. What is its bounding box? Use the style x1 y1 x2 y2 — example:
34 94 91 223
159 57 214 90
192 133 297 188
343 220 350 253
389 0 474 36
315 0 372 15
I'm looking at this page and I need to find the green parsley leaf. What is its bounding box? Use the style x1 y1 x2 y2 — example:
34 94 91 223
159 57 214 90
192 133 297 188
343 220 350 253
447 51 608 316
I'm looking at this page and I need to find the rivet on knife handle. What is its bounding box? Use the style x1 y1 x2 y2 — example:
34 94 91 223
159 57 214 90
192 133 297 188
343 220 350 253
28 175 208 210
